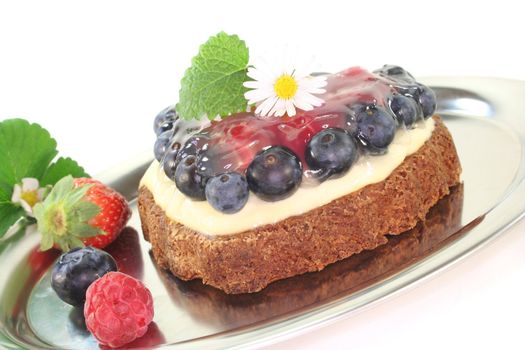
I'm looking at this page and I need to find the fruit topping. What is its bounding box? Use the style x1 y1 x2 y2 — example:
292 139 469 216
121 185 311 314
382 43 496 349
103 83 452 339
305 128 358 181
246 146 303 201
374 64 415 84
389 94 421 127
51 247 117 306
84 271 154 348
355 105 397 153
33 176 131 251
205 172 249 213
174 155 207 200
152 65 437 212
416 84 437 118
162 139 182 180
153 131 172 162
175 135 209 165
153 105 178 136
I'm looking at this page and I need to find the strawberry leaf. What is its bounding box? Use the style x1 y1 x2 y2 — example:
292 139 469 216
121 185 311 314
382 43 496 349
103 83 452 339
0 119 58 195
0 202 24 238
33 176 102 251
41 157 90 186
0 119 89 239
176 32 249 120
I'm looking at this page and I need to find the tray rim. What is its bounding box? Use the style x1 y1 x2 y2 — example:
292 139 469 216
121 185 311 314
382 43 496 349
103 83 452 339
2 76 525 350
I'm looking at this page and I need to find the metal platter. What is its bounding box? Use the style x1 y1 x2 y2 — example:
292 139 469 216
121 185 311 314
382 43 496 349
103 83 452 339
1 77 524 349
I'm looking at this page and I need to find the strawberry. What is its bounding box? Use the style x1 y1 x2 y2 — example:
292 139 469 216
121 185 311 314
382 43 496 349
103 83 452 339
72 178 131 248
33 175 131 251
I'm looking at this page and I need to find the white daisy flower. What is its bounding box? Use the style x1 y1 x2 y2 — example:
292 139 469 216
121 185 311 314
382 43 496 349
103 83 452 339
11 178 49 216
243 65 327 118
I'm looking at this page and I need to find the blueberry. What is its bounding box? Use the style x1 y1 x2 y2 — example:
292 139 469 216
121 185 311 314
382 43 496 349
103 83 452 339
395 84 420 98
51 247 117 307
162 139 182 179
174 155 206 200
195 149 216 180
355 106 397 153
389 94 421 127
176 135 209 164
374 65 415 84
246 146 302 201
205 172 249 213
305 128 358 180
153 130 172 161
417 85 437 118
154 105 178 135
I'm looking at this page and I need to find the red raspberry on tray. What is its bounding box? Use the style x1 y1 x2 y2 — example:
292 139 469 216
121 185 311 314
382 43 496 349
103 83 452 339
84 272 154 348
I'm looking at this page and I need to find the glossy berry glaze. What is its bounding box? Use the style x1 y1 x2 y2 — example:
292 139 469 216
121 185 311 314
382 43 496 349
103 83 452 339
153 65 436 211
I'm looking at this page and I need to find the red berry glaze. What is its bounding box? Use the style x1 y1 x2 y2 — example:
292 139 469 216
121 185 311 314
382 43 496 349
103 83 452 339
73 178 131 249
170 67 400 177
84 272 154 348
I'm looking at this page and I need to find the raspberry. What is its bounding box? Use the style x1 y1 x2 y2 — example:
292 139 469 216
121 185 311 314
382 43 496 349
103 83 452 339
84 272 154 348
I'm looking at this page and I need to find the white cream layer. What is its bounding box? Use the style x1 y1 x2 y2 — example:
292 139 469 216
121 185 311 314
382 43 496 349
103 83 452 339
140 118 435 236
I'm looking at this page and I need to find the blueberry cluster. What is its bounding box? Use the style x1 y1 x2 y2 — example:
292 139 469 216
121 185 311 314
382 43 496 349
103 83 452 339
152 65 437 214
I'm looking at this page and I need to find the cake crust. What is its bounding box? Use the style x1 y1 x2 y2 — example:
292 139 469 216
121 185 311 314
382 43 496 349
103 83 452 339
138 116 461 294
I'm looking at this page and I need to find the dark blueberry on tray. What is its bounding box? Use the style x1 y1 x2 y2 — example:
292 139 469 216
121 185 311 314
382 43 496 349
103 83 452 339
246 146 303 201
162 140 182 179
154 130 172 162
355 106 397 153
51 247 117 307
417 84 437 118
174 155 206 200
205 172 249 213
305 128 358 180
154 105 178 135
389 94 421 127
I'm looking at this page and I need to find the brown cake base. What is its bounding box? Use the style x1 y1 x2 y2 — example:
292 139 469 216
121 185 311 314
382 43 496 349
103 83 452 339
138 116 461 294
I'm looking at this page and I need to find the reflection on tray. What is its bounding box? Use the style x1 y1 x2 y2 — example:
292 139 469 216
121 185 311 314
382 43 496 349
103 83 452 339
154 185 479 329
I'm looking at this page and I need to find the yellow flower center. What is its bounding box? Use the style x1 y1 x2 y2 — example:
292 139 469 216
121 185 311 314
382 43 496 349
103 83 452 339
21 190 39 208
274 74 298 99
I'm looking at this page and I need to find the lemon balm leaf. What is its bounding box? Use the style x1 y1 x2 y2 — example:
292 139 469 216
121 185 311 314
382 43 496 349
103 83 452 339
176 32 249 120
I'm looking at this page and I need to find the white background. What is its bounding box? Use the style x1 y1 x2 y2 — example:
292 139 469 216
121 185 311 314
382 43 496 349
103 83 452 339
1 1 525 349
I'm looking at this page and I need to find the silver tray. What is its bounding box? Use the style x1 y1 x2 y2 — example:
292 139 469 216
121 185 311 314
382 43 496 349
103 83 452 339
1 77 524 350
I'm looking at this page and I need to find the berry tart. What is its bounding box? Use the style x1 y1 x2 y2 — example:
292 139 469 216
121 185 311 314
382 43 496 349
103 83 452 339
138 33 461 294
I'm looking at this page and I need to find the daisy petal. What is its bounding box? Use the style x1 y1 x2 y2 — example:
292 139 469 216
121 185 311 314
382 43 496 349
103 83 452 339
245 88 274 104
301 92 325 107
269 99 286 117
243 80 263 89
285 100 297 117
256 95 279 117
294 94 315 111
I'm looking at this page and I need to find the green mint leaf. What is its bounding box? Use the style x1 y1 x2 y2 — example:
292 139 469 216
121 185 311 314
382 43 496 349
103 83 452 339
41 157 90 186
0 202 24 238
0 119 58 193
176 32 249 120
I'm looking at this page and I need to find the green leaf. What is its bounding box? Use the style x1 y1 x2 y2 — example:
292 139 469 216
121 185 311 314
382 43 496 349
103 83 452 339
45 175 74 203
0 203 24 238
0 119 58 193
68 222 101 238
40 230 54 251
176 32 249 120
71 201 100 223
41 157 90 186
